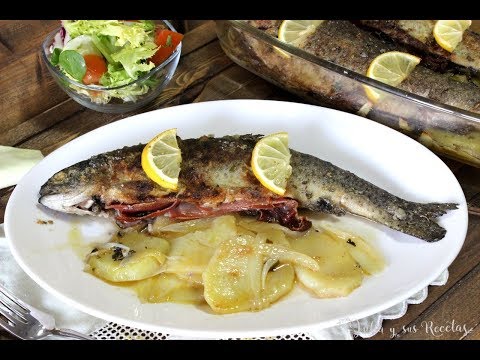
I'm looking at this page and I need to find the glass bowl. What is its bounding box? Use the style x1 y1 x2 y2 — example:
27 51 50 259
216 20 480 167
41 20 181 113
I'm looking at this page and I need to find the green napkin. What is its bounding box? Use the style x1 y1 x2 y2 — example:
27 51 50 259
0 146 44 189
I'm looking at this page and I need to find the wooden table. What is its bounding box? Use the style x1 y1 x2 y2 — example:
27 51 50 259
1 20 479 340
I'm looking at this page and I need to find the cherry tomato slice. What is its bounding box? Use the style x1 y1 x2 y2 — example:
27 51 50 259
82 54 107 85
150 29 184 66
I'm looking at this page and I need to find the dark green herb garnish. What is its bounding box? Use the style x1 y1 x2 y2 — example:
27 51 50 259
346 239 356 247
59 50 86 81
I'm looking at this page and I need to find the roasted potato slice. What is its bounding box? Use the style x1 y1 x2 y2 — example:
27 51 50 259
238 218 301 245
203 235 307 314
263 264 295 304
86 248 167 282
163 215 237 275
114 231 170 254
321 225 385 275
290 229 363 298
86 232 170 282
150 217 215 237
133 273 204 304
239 224 291 247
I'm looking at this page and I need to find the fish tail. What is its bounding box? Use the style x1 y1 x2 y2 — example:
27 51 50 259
391 201 458 242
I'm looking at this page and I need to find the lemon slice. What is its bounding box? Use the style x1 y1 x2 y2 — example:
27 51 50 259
276 20 324 56
141 128 182 190
251 132 292 195
433 20 472 52
365 51 421 102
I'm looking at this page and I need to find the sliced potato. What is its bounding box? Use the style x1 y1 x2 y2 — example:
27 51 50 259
321 225 385 275
263 264 295 303
133 273 204 304
175 272 204 286
86 248 167 282
148 216 175 235
208 215 238 243
238 217 302 239
163 215 238 275
289 228 337 256
115 231 170 254
164 232 215 274
251 227 291 247
290 229 363 297
150 217 215 236
236 225 257 237
295 265 363 298
238 217 295 247
86 232 170 282
203 235 296 314
203 235 263 313
85 212 385 312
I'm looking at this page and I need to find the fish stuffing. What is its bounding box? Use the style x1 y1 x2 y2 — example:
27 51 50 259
39 134 457 242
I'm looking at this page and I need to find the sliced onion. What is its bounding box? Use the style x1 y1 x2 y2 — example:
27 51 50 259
259 242 319 271
261 258 278 290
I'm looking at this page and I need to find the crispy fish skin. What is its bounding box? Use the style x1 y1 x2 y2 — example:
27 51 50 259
39 144 170 210
288 150 457 241
176 135 272 204
301 21 480 113
39 135 456 242
357 20 480 74
38 137 271 212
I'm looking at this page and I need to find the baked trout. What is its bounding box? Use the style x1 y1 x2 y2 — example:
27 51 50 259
246 20 480 115
39 134 457 242
356 20 480 74
231 20 480 166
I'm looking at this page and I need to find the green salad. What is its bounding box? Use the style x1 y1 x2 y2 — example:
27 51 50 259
49 20 183 104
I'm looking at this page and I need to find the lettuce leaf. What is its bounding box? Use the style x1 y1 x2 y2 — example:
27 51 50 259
100 64 134 87
110 43 157 79
62 20 119 38
62 20 154 47
91 34 120 64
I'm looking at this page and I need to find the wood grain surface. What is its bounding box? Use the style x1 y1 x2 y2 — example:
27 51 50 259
0 20 479 340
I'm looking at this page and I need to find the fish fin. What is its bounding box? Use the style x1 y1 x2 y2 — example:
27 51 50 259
400 202 458 242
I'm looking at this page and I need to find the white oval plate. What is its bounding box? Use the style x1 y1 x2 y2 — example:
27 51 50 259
5 100 467 339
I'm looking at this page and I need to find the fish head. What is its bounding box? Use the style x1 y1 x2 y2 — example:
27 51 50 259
38 163 100 216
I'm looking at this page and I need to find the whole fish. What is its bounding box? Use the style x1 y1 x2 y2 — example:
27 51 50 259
238 20 480 166
39 134 456 242
356 20 480 75
246 20 480 115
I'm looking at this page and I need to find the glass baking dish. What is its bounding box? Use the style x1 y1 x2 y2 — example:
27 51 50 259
216 20 480 167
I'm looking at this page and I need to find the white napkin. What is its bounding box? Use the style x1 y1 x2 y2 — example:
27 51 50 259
0 146 44 189
0 224 106 335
